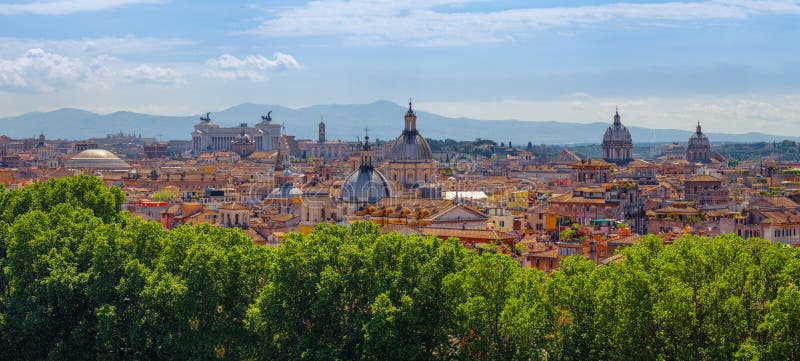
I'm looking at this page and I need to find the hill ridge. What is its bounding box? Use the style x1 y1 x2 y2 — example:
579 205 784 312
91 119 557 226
1 101 795 144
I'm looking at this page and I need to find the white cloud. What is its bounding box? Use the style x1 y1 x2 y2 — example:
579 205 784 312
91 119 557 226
251 0 800 46
0 36 193 58
122 64 183 85
0 48 83 92
0 48 183 92
0 0 163 15
204 53 302 81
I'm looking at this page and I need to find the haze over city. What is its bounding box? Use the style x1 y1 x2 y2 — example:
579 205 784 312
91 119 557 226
1 0 799 134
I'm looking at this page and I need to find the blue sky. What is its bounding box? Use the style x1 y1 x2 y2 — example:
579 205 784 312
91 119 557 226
0 0 799 134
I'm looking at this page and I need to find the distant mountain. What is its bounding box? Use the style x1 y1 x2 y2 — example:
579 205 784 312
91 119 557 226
1 100 797 144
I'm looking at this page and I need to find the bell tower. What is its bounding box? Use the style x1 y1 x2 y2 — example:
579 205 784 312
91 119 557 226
318 118 326 143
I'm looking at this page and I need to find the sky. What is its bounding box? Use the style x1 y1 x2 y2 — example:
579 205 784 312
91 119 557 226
0 0 799 134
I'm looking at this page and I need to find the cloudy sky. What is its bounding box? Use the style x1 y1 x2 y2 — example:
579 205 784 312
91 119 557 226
0 0 798 134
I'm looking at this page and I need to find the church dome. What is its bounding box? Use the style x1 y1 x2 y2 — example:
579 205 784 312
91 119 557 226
601 108 633 164
387 101 433 163
388 133 433 162
689 122 708 141
66 149 131 170
603 114 632 143
342 135 393 204
341 167 393 204
268 183 303 199
687 122 711 163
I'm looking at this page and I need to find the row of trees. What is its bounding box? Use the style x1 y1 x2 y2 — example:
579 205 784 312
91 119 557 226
426 138 498 159
2 176 800 360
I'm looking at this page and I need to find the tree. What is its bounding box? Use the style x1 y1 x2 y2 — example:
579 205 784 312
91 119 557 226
445 253 555 360
2 205 122 359
4 177 800 360
246 222 472 360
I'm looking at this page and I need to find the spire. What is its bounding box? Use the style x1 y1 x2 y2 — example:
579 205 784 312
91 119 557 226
275 136 290 172
696 121 702 135
613 106 621 125
404 98 417 132
274 145 284 172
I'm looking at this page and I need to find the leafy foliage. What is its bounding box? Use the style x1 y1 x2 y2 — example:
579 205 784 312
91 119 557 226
2 176 800 360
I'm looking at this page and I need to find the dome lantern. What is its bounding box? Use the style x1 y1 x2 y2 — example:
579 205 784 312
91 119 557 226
404 99 417 132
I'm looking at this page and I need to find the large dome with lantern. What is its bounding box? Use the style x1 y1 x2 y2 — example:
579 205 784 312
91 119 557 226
601 108 633 165
387 102 433 163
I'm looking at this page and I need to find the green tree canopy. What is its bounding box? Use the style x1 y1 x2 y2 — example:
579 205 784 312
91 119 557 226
2 176 800 360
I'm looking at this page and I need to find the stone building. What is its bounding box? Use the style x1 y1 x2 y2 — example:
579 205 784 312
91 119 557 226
684 174 727 207
661 143 687 160
33 133 58 168
571 159 612 185
143 143 168 159
687 122 712 163
601 108 633 165
296 119 350 161
383 101 437 189
218 202 250 228
191 112 281 155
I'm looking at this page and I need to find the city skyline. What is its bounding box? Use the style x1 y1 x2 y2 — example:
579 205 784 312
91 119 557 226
0 0 798 134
